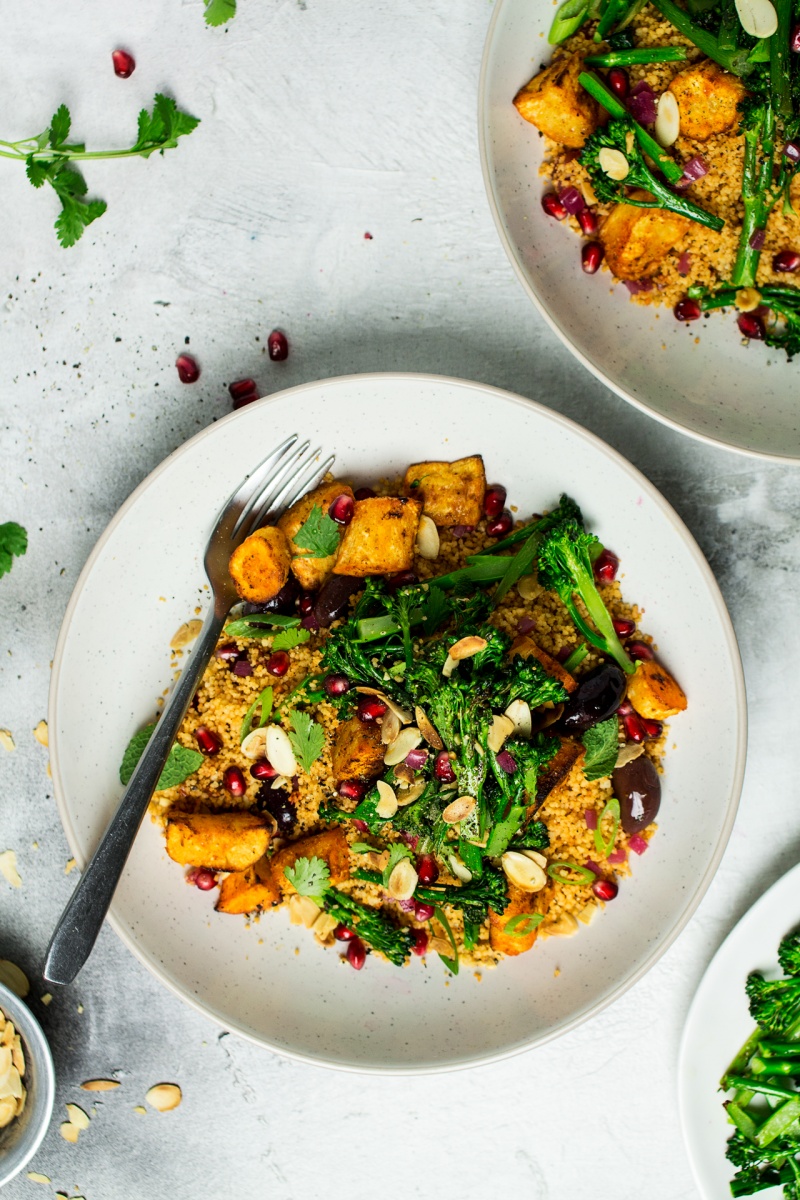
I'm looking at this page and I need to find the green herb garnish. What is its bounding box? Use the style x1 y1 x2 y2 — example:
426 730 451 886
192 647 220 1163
0 523 27 579
225 613 301 638
293 504 341 559
283 856 329 904
432 906 460 974
581 717 619 781
272 626 311 651
287 710 325 772
381 843 413 887
239 685 274 743
204 0 236 24
594 796 621 858
119 724 204 790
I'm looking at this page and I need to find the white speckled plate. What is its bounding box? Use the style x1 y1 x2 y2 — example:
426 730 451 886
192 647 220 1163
479 0 800 461
679 861 800 1199
50 373 746 1073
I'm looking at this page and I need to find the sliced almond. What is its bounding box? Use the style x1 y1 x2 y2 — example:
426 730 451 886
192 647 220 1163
81 1079 120 1092
448 635 487 662
540 913 579 938
0 730 15 753
311 911 338 942
448 855 473 883
265 725 297 777
288 893 322 927
380 709 401 746
133 1105 147 1115
598 147 629 181
735 0 777 36
375 780 398 819
170 619 203 650
66 1103 90 1130
0 960 29 998
145 1083 182 1113
504 699 532 739
60 1121 80 1143
271 775 290 790
654 90 679 147
384 726 423 767
428 936 453 957
442 654 456 678
501 851 547 893
487 714 515 754
442 795 476 825
397 780 426 807
0 1095 17 1128
26 1174 52 1185
0 851 22 889
615 742 645 769
516 575 541 602
11 1035 24 1075
387 858 419 901
530 701 564 734
0 1046 11 1078
735 287 762 312
415 706 443 750
33 720 48 748
40 993 52 1006
415 515 440 560
354 688 412 725
0 1021 13 1046
576 902 597 926
393 763 415 788
240 727 268 759
521 849 547 868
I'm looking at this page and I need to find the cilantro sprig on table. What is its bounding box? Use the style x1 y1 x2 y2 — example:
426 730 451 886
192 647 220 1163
293 505 341 559
204 0 237 24
0 523 27 579
1 94 199 247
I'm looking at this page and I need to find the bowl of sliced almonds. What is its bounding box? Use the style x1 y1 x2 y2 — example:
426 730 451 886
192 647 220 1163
0 974 55 1188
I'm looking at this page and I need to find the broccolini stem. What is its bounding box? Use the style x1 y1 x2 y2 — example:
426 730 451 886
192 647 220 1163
623 175 725 232
649 0 756 74
770 0 793 119
717 0 739 54
579 72 684 183
584 46 687 65
732 106 776 288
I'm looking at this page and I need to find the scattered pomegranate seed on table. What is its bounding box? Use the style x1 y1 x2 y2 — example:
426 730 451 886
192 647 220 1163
223 766 246 797
229 378 259 409
593 548 619 583
581 242 603 274
542 192 567 221
607 66 629 99
592 879 619 901
175 353 200 383
346 938 366 969
578 208 598 236
674 298 701 321
195 725 221 755
112 49 136 78
738 312 765 340
328 494 354 524
483 485 507 520
267 330 289 361
773 250 800 272
486 510 513 537
266 650 290 677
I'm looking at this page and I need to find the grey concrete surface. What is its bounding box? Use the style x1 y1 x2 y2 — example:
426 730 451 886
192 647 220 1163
1 0 799 1197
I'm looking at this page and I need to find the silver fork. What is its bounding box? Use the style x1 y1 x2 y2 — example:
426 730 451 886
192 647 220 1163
43 434 335 987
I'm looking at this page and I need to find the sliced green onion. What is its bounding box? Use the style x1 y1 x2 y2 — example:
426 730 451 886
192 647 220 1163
584 46 687 65
239 685 274 743
504 913 544 936
562 644 589 673
432 906 459 975
225 612 300 637
356 614 400 641
548 0 591 44
594 796 621 857
547 861 597 886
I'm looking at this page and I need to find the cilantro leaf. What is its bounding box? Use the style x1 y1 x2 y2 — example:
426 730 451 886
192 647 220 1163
271 627 311 651
582 717 620 782
293 504 341 559
0 523 27 579
133 93 200 157
25 157 49 188
287 710 326 772
119 724 204 790
49 104 71 148
204 0 237 24
284 855 330 903
381 843 413 887
54 195 107 248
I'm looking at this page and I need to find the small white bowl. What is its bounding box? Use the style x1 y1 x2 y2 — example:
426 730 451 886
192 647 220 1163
0 981 55 1189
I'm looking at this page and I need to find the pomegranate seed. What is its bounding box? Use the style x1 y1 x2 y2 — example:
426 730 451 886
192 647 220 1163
195 725 221 755
486 510 513 537
412 928 429 956
323 673 350 696
542 192 567 221
229 379 259 409
387 570 418 591
773 249 800 272
417 855 439 885
231 658 253 677
594 549 619 583
786 141 800 162
354 486 375 500
592 878 619 901
434 752 456 783
194 868 217 890
738 312 765 340
298 593 314 616
581 241 603 274
483 485 507 520
112 48 136 78
175 353 200 384
641 717 663 739
612 617 636 637
792 22 800 50
674 297 701 321
357 695 388 723
301 612 319 631
267 330 289 361
250 759 277 780
621 712 646 743
607 66 629 99
223 766 247 797
346 938 366 969
328 493 354 525
628 640 654 661
337 779 367 800
334 924 355 941
414 901 435 922
215 642 240 662
578 208 599 236
352 819 369 832
267 650 290 676
617 699 634 717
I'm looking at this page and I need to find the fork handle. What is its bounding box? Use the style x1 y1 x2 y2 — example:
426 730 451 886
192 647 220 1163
43 605 228 987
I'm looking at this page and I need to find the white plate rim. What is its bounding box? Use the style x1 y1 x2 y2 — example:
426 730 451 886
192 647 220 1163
477 0 800 467
48 371 748 1074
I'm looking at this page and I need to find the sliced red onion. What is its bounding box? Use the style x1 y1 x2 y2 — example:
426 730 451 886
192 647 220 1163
624 279 655 294
676 251 692 275
627 81 657 125
496 750 517 774
400 831 419 850
559 186 585 215
517 615 537 635
607 846 627 864
404 748 429 770
785 141 800 162
584 809 598 831
583 859 602 876
749 229 766 250
396 897 417 912
450 524 474 539
629 834 649 855
674 155 709 189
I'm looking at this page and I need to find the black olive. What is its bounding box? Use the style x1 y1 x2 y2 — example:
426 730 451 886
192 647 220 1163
314 574 362 628
241 577 298 616
256 783 297 834
560 663 627 734
612 754 661 835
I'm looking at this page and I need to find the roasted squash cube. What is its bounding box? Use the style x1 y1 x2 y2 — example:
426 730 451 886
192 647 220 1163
272 828 351 894
228 525 291 604
333 496 422 577
215 857 281 914
276 480 354 591
534 739 584 805
626 658 687 720
402 455 486 527
509 634 577 694
513 52 600 148
331 715 386 783
165 811 271 871
489 883 540 956
668 60 746 140
601 194 692 280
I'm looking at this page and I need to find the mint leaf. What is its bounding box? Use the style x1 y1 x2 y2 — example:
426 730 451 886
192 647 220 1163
283 855 330 903
287 710 325 772
272 627 310 651
0 523 27 579
381 843 413 887
225 613 300 638
204 0 237 25
120 724 204 790
49 104 71 148
582 717 619 782
293 504 341 559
